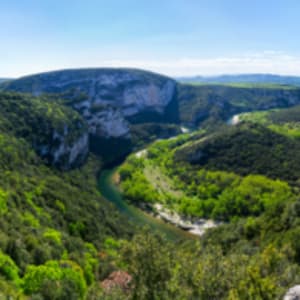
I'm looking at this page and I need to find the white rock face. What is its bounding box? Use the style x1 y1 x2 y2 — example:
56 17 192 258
227 114 240 125
69 74 176 138
122 81 175 116
37 126 89 169
8 69 177 139
68 132 89 164
284 286 300 300
52 130 89 168
135 149 147 158
153 203 220 236
88 107 130 138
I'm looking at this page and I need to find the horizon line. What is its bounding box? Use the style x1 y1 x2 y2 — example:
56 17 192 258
2 67 300 80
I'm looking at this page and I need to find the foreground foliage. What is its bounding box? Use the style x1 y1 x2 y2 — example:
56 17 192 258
118 228 300 300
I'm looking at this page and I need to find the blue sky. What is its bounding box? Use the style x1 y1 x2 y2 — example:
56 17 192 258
1 0 300 77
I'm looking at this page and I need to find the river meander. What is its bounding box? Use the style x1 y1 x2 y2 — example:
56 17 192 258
98 168 196 241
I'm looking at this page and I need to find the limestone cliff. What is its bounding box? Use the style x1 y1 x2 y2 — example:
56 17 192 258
0 92 89 170
38 125 89 170
5 69 177 140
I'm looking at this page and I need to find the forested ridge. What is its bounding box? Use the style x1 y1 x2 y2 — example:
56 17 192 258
2 85 300 299
177 83 300 127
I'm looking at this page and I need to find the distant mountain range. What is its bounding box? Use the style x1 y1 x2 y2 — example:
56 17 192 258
177 74 300 86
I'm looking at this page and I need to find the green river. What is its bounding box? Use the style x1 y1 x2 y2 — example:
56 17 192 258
98 168 195 241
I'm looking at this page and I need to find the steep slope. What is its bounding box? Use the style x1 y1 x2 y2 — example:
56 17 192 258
4 69 179 161
175 123 300 183
6 69 300 161
0 92 132 299
177 84 300 127
0 92 88 169
239 104 300 138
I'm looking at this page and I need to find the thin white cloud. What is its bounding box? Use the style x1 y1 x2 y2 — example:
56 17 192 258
100 51 300 77
3 51 300 78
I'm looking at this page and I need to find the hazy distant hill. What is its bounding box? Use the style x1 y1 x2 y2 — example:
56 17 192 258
178 74 300 86
0 78 11 84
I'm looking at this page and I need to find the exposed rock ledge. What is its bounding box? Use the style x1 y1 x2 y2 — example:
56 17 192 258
284 285 300 300
36 126 89 170
227 114 240 125
140 203 220 236
135 149 147 158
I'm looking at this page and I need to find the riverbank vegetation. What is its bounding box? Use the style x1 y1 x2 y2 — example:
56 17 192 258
119 123 298 221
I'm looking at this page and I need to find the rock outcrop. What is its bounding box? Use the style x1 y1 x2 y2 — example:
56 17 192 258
101 270 132 293
284 286 300 300
4 68 178 163
40 126 89 170
5 69 177 140
0 92 89 170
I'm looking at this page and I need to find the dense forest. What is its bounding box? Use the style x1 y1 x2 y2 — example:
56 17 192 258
0 92 134 298
2 80 300 299
119 125 298 220
175 123 300 183
117 106 300 299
